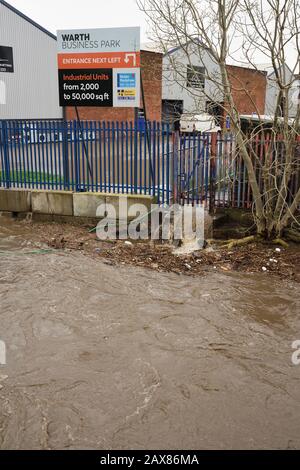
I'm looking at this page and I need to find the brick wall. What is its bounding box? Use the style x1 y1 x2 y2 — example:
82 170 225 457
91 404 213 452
140 50 162 122
65 106 135 122
226 65 267 115
65 50 163 122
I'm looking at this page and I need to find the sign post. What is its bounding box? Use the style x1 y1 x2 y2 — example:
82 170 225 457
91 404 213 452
57 27 140 108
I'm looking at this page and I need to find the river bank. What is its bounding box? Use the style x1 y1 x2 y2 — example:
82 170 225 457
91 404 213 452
4 217 299 282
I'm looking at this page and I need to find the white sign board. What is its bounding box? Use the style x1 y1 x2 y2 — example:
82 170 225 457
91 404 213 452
57 27 140 108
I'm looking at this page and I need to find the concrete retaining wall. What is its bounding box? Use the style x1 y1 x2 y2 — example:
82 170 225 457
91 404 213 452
106 194 153 219
0 188 31 212
74 193 153 219
0 189 155 220
31 191 74 216
73 193 106 218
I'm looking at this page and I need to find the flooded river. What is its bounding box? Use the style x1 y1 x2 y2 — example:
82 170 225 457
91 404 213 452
0 219 300 450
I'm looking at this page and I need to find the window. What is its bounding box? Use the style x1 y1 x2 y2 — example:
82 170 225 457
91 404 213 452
187 65 205 89
206 101 223 126
162 100 183 124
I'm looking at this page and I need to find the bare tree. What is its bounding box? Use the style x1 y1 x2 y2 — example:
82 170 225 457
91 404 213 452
138 0 300 241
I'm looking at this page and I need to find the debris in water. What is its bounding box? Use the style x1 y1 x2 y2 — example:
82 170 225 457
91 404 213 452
12 220 299 281
221 266 230 272
262 267 268 272
103 259 114 266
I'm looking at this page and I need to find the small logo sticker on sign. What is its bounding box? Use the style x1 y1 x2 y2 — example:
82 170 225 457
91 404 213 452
117 73 136 88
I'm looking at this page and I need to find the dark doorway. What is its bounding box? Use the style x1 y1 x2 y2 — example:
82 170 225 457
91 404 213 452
162 100 183 125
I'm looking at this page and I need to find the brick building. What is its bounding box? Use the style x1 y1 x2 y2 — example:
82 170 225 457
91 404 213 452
162 42 268 124
226 64 267 115
65 49 163 122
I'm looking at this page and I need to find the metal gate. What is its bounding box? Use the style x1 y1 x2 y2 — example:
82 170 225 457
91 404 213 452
173 132 236 209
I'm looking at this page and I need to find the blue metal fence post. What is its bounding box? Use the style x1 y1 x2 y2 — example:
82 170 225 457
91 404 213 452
134 119 138 193
152 121 157 198
0 121 11 188
166 123 170 205
62 120 70 190
172 129 179 204
209 132 217 214
73 120 80 192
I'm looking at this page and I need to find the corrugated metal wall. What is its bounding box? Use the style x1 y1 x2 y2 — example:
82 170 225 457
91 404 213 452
0 3 63 119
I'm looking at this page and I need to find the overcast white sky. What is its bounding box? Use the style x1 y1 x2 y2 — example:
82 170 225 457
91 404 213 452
4 0 299 68
6 0 149 40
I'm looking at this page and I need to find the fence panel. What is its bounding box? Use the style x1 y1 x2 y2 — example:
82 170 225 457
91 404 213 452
2 121 297 211
0 119 172 205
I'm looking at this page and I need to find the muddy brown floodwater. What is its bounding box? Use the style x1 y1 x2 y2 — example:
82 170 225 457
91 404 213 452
0 218 300 450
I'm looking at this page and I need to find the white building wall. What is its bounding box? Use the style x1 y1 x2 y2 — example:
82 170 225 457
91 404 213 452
0 2 62 119
292 79 300 116
162 45 222 114
265 64 299 118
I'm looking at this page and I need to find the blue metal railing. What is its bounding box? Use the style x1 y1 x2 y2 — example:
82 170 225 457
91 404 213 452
0 119 172 204
1 119 256 209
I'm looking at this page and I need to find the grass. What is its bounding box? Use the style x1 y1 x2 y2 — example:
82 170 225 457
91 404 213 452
0 170 64 185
